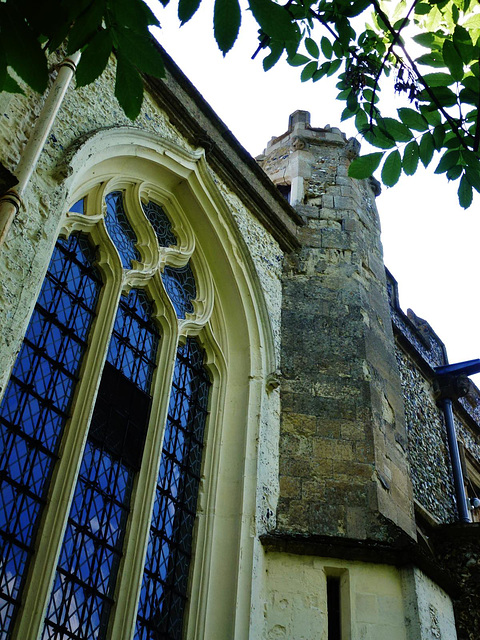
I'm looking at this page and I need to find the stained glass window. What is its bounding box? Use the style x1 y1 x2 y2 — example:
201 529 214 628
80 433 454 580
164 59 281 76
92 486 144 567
0 235 101 638
1 182 209 640
134 339 210 640
105 192 141 269
42 290 159 640
162 264 196 318
142 201 177 248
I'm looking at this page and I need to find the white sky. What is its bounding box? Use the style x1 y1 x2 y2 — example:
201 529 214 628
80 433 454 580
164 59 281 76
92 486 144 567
152 2 480 384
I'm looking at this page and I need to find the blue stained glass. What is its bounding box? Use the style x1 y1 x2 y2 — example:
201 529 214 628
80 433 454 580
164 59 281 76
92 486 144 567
42 289 160 640
134 339 210 640
162 264 196 319
105 191 141 269
107 290 159 393
0 235 101 640
141 201 177 247
69 198 85 214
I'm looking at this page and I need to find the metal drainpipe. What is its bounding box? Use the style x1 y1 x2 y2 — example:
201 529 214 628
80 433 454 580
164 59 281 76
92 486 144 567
0 51 81 247
439 397 471 523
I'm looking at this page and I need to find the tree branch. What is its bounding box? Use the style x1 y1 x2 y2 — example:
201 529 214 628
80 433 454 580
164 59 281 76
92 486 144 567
371 0 473 152
367 0 420 126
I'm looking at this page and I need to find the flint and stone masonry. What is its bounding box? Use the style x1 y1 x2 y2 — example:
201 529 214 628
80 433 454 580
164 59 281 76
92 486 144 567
258 111 416 544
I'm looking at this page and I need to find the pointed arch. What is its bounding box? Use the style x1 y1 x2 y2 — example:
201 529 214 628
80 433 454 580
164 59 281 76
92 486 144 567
2 127 277 639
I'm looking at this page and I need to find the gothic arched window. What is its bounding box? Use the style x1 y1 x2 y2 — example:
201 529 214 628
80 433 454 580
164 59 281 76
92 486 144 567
0 182 213 640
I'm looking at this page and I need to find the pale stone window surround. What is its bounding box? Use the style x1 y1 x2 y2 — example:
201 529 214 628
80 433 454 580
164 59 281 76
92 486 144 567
9 130 275 640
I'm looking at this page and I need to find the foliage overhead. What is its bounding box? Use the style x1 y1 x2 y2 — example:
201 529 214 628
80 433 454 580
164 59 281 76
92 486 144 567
1 0 480 208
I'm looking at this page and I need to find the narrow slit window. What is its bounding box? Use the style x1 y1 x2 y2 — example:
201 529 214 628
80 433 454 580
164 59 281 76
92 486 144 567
327 575 342 640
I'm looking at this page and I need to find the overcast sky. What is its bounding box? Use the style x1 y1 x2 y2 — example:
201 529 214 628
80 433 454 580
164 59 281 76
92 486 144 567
152 2 480 384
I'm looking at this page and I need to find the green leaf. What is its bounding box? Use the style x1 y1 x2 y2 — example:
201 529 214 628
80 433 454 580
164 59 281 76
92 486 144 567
442 39 464 81
3 71 24 94
348 152 384 179
433 124 446 149
320 36 333 59
214 0 241 54
453 25 473 64
465 165 480 193
434 149 460 174
422 72 455 87
419 105 441 126
249 0 296 42
305 38 319 59
403 141 419 175
67 0 106 54
0 4 48 93
416 52 445 67
462 13 480 31
108 0 159 33
412 32 436 48
362 126 396 149
362 88 379 104
327 58 342 76
312 62 331 82
414 2 432 15
0 43 7 91
263 43 283 71
178 0 202 24
463 75 479 92
76 28 113 87
381 150 402 187
446 164 462 180
346 90 358 112
301 61 318 82
337 88 352 100
418 86 457 108
113 26 165 78
341 106 355 121
287 53 310 67
458 174 473 208
378 117 413 142
355 109 368 131
459 87 478 105
115 52 144 120
397 107 428 131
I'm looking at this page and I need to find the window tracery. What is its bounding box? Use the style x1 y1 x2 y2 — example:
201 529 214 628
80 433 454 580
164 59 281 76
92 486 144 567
0 180 214 640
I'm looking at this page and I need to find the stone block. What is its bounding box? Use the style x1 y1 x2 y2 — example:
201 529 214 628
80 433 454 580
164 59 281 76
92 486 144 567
279 476 301 499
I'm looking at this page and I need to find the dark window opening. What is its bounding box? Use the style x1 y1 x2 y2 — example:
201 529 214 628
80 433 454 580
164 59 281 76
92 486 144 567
276 183 291 202
327 575 341 640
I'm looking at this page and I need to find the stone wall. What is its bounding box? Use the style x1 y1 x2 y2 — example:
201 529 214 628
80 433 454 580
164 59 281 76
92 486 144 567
387 270 480 523
395 346 456 522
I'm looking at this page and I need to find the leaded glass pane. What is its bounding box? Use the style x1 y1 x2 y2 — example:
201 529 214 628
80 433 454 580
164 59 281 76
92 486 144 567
42 290 159 640
105 191 141 269
69 198 85 214
0 235 101 639
107 289 159 393
162 264 196 319
134 339 210 640
141 201 177 247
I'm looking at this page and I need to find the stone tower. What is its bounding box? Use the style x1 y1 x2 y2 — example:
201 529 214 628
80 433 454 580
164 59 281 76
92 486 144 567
258 110 416 544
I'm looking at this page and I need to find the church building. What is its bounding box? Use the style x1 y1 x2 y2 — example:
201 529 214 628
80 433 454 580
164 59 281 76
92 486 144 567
0 46 479 640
